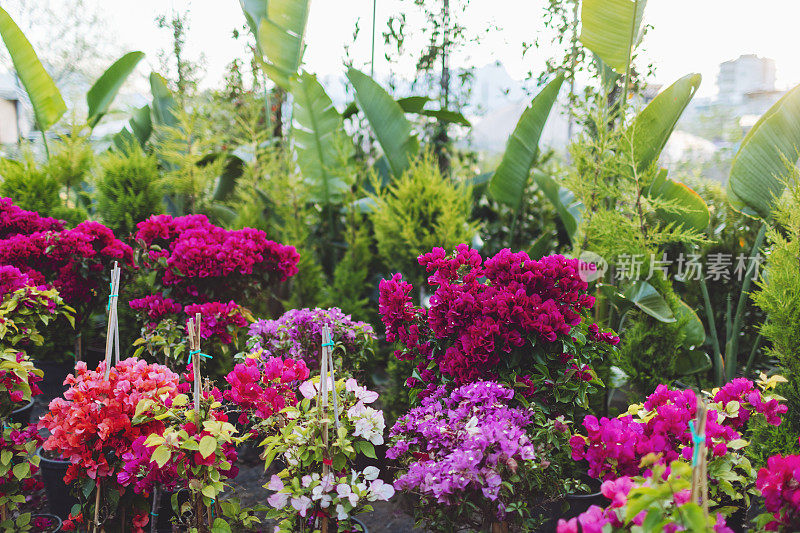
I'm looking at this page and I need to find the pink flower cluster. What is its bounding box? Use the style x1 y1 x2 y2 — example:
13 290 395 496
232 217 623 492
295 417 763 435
556 477 733 533
184 301 249 344
40 359 180 484
0 197 63 239
712 377 787 428
569 381 786 481
379 245 613 385
117 435 180 495
0 351 42 414
224 356 309 424
128 293 183 323
0 423 44 497
756 439 800 531
0 217 133 310
134 214 299 300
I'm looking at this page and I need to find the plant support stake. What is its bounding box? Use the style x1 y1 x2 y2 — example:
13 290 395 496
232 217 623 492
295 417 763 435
103 262 121 380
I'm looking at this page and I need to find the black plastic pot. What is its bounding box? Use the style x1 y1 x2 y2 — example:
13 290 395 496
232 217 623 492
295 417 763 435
350 517 368 532
533 484 605 532
9 399 34 425
154 488 179 532
33 360 74 400
37 447 78 520
31 513 62 532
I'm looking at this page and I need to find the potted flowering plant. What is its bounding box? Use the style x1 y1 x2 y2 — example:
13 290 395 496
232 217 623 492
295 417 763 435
753 436 800 532
569 376 787 526
38 358 181 531
260 375 394 532
0 423 45 530
130 294 252 372
0 211 132 376
0 265 74 403
388 381 565 531
378 246 618 414
557 458 735 533
223 352 310 433
137 382 259 532
247 307 376 374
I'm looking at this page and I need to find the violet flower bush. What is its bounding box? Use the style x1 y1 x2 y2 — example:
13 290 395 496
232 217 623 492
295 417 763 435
379 245 618 414
247 307 375 374
753 436 800 532
387 381 563 531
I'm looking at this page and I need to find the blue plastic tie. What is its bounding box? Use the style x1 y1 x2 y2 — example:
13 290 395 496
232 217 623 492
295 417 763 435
321 341 334 347
689 420 705 467
150 511 158 517
106 282 118 311
187 348 212 364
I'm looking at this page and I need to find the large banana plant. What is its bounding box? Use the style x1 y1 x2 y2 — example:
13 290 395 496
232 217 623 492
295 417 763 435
580 0 647 74
487 74 567 243
290 72 354 205
727 83 800 219
251 0 310 90
0 6 66 133
347 67 419 180
87 51 145 129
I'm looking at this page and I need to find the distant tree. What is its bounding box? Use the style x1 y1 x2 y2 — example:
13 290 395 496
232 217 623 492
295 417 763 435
155 8 205 101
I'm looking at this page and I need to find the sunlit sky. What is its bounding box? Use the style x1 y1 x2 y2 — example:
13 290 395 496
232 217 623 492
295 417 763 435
66 0 800 98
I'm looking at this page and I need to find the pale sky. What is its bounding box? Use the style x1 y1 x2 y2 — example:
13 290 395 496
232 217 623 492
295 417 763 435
50 0 800 98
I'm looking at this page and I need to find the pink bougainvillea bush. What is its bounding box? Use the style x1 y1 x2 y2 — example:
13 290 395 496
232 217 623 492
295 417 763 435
134 213 299 302
39 359 181 531
224 354 309 430
569 377 787 521
0 197 64 239
379 245 618 412
754 437 800 532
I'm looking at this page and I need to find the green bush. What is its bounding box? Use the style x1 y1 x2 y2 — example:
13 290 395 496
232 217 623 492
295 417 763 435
96 143 164 237
750 172 800 461
369 154 478 286
0 154 61 216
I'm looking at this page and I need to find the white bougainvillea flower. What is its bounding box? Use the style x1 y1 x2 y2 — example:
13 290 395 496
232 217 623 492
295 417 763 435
299 377 335 400
336 483 360 506
363 466 380 481
336 504 349 521
291 496 313 516
267 474 284 492
267 492 289 509
346 378 379 403
368 479 395 501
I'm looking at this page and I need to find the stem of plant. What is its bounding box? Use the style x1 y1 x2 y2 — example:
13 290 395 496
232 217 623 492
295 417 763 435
699 277 723 385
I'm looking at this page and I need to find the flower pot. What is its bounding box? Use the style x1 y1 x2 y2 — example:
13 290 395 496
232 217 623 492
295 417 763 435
9 399 34 425
31 513 62 532
154 488 180 532
33 360 74 400
37 447 78 520
532 483 605 532
350 517 368 533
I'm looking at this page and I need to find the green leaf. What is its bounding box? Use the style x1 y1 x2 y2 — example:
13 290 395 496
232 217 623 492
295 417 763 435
675 349 712 376
239 0 268 39
346 67 419 179
86 51 145 129
290 71 353 205
623 281 676 323
149 73 177 128
255 0 310 90
675 300 705 347
580 0 648 73
211 154 246 202
0 6 66 131
199 435 217 458
727 83 800 218
354 440 377 459
488 73 564 210
532 170 581 238
417 108 471 126
113 105 153 152
211 518 233 533
630 73 702 173
151 445 171 468
12 462 29 479
647 168 710 231
202 483 217 499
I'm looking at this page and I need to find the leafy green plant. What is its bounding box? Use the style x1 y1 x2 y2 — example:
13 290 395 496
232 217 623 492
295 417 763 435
96 142 163 237
369 155 478 286
0 154 61 217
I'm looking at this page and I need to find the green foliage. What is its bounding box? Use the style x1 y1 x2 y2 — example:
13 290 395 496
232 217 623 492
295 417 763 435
46 126 94 204
751 170 800 455
96 142 163 236
86 51 145 129
369 155 478 285
0 154 60 216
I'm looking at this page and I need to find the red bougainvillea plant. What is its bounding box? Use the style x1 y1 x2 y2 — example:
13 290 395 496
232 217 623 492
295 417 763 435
39 359 181 532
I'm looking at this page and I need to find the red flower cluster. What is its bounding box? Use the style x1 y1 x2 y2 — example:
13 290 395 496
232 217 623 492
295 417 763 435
224 356 309 424
39 359 180 483
0 215 133 310
0 197 63 239
756 439 800 531
379 245 608 384
134 214 299 301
